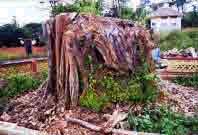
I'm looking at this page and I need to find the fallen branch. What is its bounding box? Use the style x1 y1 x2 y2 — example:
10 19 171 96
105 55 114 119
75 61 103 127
103 109 128 129
38 78 48 90
65 116 160 135
0 121 47 135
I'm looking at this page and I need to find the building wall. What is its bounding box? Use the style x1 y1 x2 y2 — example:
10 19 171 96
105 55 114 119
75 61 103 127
151 17 181 32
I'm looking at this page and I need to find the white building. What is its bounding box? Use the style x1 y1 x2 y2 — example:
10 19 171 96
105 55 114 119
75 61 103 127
149 7 183 32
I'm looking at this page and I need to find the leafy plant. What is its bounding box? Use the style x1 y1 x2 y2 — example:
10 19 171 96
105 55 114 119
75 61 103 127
80 74 109 112
100 68 158 104
128 106 198 135
0 73 47 98
100 76 129 103
80 89 108 112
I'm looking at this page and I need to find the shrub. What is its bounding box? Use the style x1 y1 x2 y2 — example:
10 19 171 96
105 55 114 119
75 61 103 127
132 62 158 102
100 76 130 103
128 106 198 135
80 89 108 112
172 74 198 88
80 64 158 112
100 73 158 104
0 73 47 98
80 75 109 112
160 31 195 51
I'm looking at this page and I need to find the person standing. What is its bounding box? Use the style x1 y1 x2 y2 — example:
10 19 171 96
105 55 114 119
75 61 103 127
24 39 32 56
150 30 167 69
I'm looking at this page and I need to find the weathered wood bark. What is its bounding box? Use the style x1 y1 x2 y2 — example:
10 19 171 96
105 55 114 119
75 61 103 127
46 13 155 109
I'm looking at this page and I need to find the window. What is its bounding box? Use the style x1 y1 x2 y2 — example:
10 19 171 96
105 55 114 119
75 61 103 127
170 16 177 18
161 16 168 19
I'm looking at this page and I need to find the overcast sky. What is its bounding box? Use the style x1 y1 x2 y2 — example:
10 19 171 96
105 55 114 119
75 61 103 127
0 0 50 26
0 0 197 26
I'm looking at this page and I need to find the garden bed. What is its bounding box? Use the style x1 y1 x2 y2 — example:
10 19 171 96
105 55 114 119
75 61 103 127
0 78 197 135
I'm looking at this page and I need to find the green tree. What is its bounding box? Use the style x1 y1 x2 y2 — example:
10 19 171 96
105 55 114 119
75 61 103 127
182 12 198 27
23 23 42 38
51 0 101 16
0 24 25 47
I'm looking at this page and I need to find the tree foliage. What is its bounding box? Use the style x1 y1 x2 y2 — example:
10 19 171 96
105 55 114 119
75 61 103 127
23 23 42 38
51 0 101 15
182 11 198 27
160 31 198 51
0 24 25 47
120 7 148 24
0 22 43 47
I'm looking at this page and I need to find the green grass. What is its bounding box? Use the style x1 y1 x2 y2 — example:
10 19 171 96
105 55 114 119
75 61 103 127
0 52 47 61
0 53 24 61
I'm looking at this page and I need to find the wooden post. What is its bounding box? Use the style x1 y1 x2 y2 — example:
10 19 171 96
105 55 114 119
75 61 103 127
31 59 38 73
24 39 33 56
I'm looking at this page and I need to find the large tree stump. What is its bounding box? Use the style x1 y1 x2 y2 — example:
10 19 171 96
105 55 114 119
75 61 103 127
44 13 155 109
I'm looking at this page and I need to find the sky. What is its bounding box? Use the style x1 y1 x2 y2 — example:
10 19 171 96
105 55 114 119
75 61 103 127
0 0 165 26
0 0 50 26
0 0 197 26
